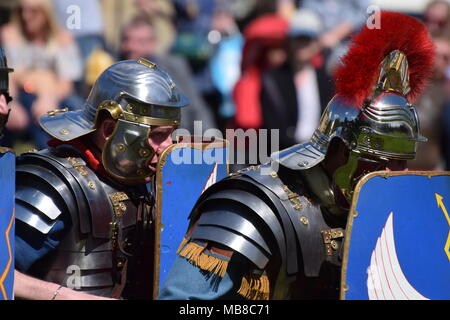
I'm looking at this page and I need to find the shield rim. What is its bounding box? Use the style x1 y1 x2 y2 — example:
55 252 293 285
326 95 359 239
340 170 450 300
0 151 14 300
152 136 229 298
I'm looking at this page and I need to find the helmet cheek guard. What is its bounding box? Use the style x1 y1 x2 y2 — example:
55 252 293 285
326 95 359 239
102 119 155 184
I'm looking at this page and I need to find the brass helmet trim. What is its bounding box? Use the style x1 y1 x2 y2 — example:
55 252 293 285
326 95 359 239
94 100 180 128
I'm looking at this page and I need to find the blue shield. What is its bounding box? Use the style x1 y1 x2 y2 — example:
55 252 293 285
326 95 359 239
153 137 229 297
341 171 450 300
0 151 14 300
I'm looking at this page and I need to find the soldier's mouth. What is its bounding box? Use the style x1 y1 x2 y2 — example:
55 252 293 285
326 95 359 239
148 163 157 172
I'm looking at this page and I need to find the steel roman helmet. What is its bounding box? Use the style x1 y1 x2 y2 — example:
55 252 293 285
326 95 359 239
271 11 435 201
39 58 189 183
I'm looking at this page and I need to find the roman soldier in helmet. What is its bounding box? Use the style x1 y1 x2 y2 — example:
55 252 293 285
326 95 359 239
14 58 189 300
158 11 435 300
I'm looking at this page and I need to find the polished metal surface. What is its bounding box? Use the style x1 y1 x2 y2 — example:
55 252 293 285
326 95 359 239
191 225 270 269
102 119 154 183
39 59 189 142
38 59 189 184
15 148 149 297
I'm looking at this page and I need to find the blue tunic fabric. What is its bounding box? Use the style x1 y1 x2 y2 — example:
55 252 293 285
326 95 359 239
15 218 70 273
158 253 250 300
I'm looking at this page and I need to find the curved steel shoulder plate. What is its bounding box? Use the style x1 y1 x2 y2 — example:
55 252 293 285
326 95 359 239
191 225 270 269
188 173 297 273
243 167 337 277
15 159 77 235
24 149 114 238
237 170 300 275
15 202 57 235
17 151 91 234
190 192 279 269
199 190 282 248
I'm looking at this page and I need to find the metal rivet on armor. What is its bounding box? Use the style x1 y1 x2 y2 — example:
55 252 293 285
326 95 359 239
298 160 308 167
300 216 308 225
117 261 124 268
88 180 96 190
270 171 277 178
331 240 339 250
127 105 133 112
115 144 126 153
60 129 70 135
142 106 148 114
139 148 150 157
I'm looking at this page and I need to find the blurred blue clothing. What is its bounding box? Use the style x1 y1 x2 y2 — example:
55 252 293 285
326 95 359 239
15 217 70 273
173 0 217 34
210 34 243 118
302 0 371 31
158 252 249 300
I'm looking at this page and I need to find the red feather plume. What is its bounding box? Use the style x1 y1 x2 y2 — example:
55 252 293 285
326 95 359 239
334 11 435 107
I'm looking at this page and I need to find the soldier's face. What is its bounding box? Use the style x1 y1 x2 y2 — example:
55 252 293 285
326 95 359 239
353 155 408 183
147 126 175 173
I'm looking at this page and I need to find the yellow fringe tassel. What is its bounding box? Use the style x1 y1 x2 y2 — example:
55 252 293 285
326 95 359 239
176 237 189 255
237 273 270 300
178 241 229 278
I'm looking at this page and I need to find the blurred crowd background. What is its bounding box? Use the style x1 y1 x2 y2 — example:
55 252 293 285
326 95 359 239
1 0 450 172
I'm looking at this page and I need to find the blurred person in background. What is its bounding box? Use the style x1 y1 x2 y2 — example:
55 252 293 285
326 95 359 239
0 0 83 150
409 36 450 170
208 4 243 130
120 15 216 132
260 9 332 151
301 0 371 84
134 0 176 55
232 14 288 131
423 0 450 38
171 0 219 101
229 14 288 172
302 0 371 50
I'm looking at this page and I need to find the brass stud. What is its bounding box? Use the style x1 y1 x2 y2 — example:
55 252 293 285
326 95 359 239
117 261 124 268
270 172 277 178
88 181 96 190
60 129 70 135
115 144 126 153
139 148 150 157
331 240 339 250
300 216 308 225
137 58 157 68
